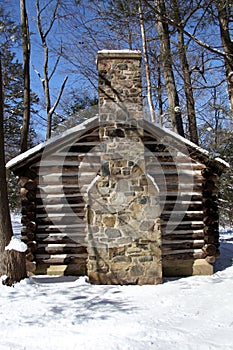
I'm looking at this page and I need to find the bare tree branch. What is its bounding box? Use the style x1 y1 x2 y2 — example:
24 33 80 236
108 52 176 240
44 0 60 38
49 75 68 117
49 44 62 81
143 0 228 60
35 0 67 139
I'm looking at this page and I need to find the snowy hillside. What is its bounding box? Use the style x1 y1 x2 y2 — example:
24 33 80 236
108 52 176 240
0 215 233 350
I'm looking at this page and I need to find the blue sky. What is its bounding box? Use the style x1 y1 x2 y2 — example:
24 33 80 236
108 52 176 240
3 0 88 139
2 0 232 143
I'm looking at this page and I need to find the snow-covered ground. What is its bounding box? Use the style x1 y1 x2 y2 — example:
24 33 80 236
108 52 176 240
0 216 233 350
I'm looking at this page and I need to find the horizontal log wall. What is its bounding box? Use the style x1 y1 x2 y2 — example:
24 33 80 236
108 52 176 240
19 172 38 273
32 129 100 275
19 127 219 276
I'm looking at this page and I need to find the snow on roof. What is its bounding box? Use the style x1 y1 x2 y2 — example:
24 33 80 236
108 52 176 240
6 116 98 170
6 115 229 172
144 120 230 170
145 119 209 154
214 157 230 168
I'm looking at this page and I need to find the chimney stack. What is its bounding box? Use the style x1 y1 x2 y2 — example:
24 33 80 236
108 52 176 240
86 50 162 285
97 50 143 117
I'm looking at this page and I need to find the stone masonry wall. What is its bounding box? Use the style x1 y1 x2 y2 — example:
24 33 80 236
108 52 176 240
85 51 162 284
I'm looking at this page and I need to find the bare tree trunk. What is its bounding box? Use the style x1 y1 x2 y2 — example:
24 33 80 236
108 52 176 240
139 0 155 122
0 57 12 251
20 0 31 153
154 0 184 136
44 46 52 140
36 0 68 140
0 56 27 286
36 0 52 139
156 57 163 125
216 0 233 114
171 0 198 144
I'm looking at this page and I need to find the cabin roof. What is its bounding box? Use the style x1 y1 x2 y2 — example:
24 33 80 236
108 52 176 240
6 115 229 174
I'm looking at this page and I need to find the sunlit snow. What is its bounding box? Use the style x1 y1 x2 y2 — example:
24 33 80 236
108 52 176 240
0 214 232 350
5 237 27 253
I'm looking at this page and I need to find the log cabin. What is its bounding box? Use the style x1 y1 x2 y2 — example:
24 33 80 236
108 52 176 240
6 50 228 284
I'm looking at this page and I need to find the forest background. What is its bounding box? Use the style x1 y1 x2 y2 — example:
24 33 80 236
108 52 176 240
1 0 233 224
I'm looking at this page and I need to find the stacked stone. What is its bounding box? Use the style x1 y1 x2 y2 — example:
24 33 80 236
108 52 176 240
98 50 142 112
86 50 162 285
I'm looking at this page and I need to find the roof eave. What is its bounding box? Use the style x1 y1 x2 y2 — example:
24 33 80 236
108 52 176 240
6 116 229 175
6 116 99 172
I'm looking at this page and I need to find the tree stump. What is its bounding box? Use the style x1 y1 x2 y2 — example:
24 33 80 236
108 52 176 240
0 250 27 286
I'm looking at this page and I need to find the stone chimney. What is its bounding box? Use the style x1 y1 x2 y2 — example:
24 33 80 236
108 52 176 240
97 50 143 115
86 50 162 285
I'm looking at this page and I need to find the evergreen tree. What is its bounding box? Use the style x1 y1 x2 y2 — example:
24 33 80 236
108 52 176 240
0 7 38 160
198 90 233 225
52 91 98 135
0 54 27 286
0 7 39 209
218 131 233 226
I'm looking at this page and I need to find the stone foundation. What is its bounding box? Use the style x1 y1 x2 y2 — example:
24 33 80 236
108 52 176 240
163 259 213 277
